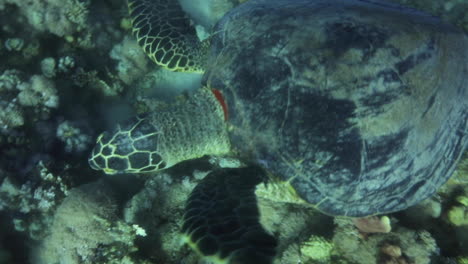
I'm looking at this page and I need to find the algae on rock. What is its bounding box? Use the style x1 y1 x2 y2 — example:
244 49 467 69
34 180 139 264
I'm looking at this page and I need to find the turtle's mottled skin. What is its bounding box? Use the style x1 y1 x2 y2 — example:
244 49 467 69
89 0 467 261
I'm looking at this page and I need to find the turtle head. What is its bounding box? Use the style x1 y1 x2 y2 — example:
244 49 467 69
88 116 167 174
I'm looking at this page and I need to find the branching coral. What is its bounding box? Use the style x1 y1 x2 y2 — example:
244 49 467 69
0 70 24 132
0 100 24 131
0 161 69 240
56 120 92 153
17 75 58 108
0 70 58 133
3 0 90 38
41 56 76 78
72 68 124 97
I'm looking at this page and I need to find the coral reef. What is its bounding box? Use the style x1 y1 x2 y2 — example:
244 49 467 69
0 0 466 263
109 36 150 85
300 236 335 263
122 170 200 263
353 216 392 233
1 0 90 38
403 197 443 224
4 38 24 51
122 158 335 264
448 204 468 227
58 55 75 73
0 161 69 240
255 186 335 264
333 217 438 264
56 120 92 153
17 75 59 108
0 70 58 134
39 56 75 79
40 57 57 78
34 180 140 264
71 68 124 97
445 192 468 260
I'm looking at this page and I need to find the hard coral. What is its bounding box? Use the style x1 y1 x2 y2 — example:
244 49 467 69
110 36 149 85
0 161 69 240
0 101 24 131
353 216 392 233
300 236 334 262
56 120 92 153
5 0 90 37
333 218 437 264
0 70 59 133
17 75 59 108
380 243 412 264
4 38 24 51
34 180 138 264
448 205 468 227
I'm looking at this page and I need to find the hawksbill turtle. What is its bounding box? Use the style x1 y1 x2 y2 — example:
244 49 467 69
89 0 468 262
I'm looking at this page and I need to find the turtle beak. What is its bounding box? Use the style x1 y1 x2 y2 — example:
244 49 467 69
103 168 118 175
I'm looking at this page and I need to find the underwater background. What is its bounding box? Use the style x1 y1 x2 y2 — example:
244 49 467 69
0 0 467 263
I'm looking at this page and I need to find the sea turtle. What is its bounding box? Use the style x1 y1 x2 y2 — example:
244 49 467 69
88 0 468 262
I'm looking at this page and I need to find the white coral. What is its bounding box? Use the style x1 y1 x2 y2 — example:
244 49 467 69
58 56 75 73
0 70 59 133
4 38 24 51
132 224 147 237
34 186 56 211
4 0 89 37
0 69 21 91
110 36 149 85
17 75 59 108
56 121 92 153
0 100 24 131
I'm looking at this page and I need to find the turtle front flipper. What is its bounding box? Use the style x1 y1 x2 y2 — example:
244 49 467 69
128 0 209 73
182 166 277 264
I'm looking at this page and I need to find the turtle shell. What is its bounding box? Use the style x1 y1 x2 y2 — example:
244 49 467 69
204 0 468 217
